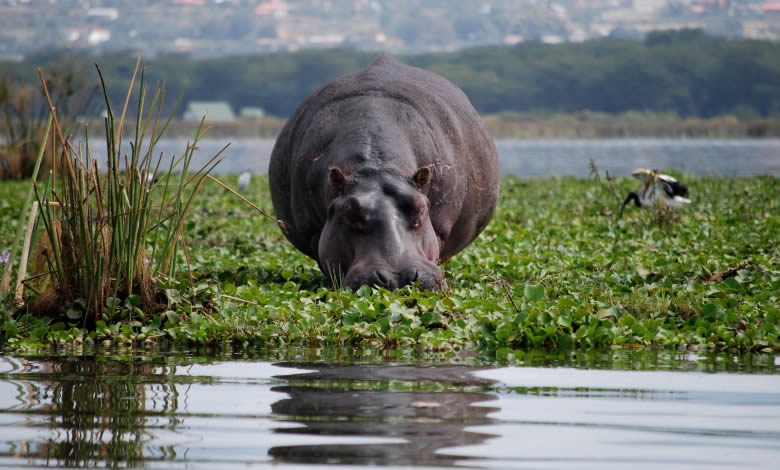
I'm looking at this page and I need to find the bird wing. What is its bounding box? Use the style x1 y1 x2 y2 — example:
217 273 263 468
658 174 689 198
660 180 675 199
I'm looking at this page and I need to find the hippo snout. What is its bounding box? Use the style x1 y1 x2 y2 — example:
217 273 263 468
343 262 446 291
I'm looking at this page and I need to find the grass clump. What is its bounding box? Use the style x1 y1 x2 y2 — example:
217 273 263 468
1 58 224 331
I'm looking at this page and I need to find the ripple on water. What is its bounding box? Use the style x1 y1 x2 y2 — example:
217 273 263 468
0 352 778 469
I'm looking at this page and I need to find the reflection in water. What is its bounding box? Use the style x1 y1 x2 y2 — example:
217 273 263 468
269 364 499 466
0 350 778 469
0 355 501 468
0 356 187 467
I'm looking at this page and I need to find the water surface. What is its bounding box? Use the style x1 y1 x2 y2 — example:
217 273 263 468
0 349 778 469
144 138 780 177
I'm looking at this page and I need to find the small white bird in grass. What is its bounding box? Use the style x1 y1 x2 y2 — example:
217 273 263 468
620 168 691 217
237 171 251 191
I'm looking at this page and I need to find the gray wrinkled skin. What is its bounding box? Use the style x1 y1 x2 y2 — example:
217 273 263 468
269 56 499 290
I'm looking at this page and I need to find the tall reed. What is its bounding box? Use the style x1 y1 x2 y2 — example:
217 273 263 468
20 58 226 324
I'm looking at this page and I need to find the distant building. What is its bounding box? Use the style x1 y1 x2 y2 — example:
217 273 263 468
87 29 111 45
504 34 525 45
307 34 346 46
633 0 667 15
63 27 111 45
63 28 86 42
0 54 23 62
183 101 235 121
255 0 287 18
87 8 119 21
764 2 780 13
174 37 197 52
689 5 707 15
239 107 266 119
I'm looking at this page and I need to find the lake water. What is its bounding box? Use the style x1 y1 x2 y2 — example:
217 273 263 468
1 350 778 469
143 138 780 177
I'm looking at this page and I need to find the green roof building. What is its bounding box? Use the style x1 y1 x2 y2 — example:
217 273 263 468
239 106 266 119
183 101 235 121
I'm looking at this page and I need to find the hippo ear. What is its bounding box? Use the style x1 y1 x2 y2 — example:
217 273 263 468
413 165 432 189
328 166 346 195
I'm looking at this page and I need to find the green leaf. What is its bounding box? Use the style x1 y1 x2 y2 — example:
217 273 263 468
421 312 442 327
701 303 719 317
165 289 182 305
597 307 618 319
356 285 373 297
30 326 48 340
723 277 740 290
66 308 83 320
495 323 515 342
106 297 120 311
557 334 573 349
342 311 360 326
524 284 545 301
126 294 141 307
3 320 19 337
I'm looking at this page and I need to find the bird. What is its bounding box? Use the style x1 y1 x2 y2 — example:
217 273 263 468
620 168 691 217
237 171 251 191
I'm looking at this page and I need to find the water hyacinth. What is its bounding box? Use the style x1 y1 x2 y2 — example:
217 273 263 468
0 249 9 265
0 171 778 353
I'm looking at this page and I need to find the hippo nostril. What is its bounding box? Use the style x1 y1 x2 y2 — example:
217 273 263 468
398 267 421 287
373 269 391 287
398 265 444 290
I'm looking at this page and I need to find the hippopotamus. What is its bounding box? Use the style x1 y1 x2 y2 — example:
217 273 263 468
268 56 499 290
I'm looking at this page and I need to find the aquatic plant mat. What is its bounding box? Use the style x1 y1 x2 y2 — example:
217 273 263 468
1 174 778 355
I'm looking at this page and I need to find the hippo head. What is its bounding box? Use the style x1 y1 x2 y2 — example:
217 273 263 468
317 165 445 291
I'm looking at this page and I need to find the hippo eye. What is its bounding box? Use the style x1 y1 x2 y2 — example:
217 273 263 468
409 201 426 230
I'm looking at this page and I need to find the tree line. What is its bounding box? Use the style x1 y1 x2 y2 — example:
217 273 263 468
2 29 779 120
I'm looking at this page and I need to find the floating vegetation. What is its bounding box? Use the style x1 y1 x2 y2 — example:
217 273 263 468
2 168 777 355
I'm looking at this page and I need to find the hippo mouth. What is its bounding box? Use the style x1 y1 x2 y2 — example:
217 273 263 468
341 261 446 291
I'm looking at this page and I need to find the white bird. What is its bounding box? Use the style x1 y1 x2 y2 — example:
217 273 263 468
620 168 691 217
237 171 251 191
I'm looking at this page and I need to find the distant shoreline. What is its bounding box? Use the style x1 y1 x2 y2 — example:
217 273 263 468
151 114 780 140
4 114 780 142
